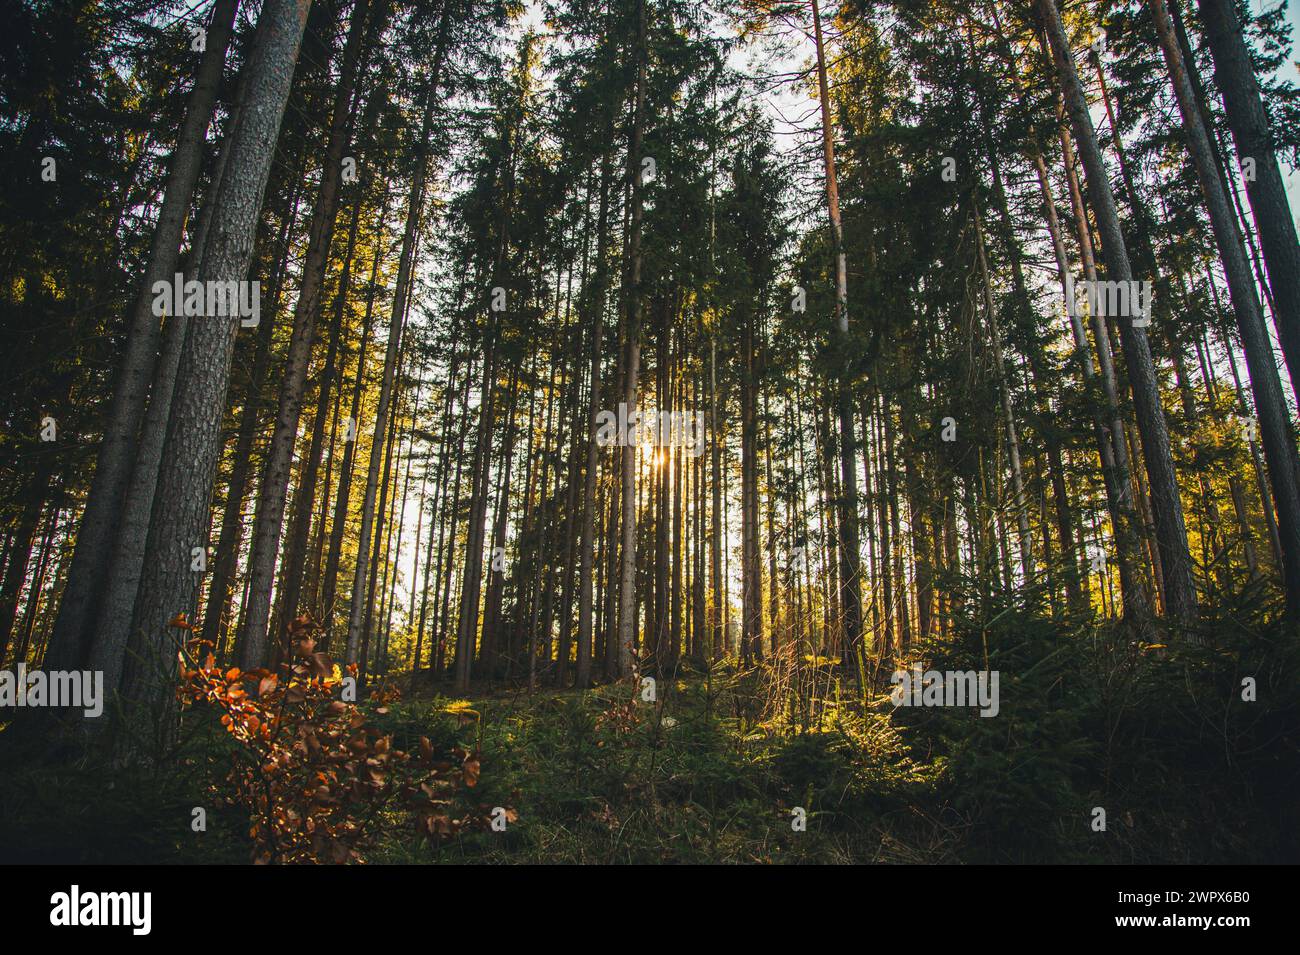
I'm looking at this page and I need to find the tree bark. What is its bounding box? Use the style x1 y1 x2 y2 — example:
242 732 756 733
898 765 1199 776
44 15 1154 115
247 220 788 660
1039 0 1198 625
811 0 864 665
973 201 1033 583
45 0 239 673
241 0 374 668
575 158 612 688
119 0 315 754
614 0 648 681
1194 0 1300 400
1148 0 1300 617
345 28 448 667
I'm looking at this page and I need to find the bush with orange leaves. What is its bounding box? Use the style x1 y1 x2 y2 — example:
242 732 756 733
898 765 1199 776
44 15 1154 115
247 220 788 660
175 615 489 864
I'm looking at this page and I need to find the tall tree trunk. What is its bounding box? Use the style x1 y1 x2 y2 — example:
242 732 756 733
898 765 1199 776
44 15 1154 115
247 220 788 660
811 0 863 665
1148 0 1300 616
90 299 191 698
319 191 387 640
740 312 763 665
241 0 374 667
1038 0 1197 625
1217 317 1283 569
118 0 314 753
480 370 520 676
96 94 311 687
359 341 408 681
709 335 723 663
1193 0 1300 398
280 185 365 635
14 499 61 666
1033 150 1147 618
574 157 611 688
973 201 1033 582
45 0 239 673
614 0 648 681
345 51 446 667
0 463 54 662
201 158 302 657
453 335 499 688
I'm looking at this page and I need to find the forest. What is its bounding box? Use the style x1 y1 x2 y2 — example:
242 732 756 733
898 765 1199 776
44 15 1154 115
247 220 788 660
0 0 1298 869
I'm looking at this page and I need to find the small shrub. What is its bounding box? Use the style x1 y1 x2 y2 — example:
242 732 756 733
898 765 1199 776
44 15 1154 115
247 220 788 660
177 615 498 864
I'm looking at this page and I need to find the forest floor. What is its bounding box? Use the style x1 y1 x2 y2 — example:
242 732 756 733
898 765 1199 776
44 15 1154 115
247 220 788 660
2 609 1298 864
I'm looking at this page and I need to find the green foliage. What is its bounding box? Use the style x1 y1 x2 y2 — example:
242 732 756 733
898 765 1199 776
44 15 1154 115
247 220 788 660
898 607 1300 862
6 604 1297 863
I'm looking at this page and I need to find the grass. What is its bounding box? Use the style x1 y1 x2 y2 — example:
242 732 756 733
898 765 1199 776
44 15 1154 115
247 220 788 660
366 669 943 864
3 607 1298 864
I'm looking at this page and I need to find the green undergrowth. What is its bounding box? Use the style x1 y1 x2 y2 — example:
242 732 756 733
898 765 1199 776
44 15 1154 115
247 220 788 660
2 604 1297 864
